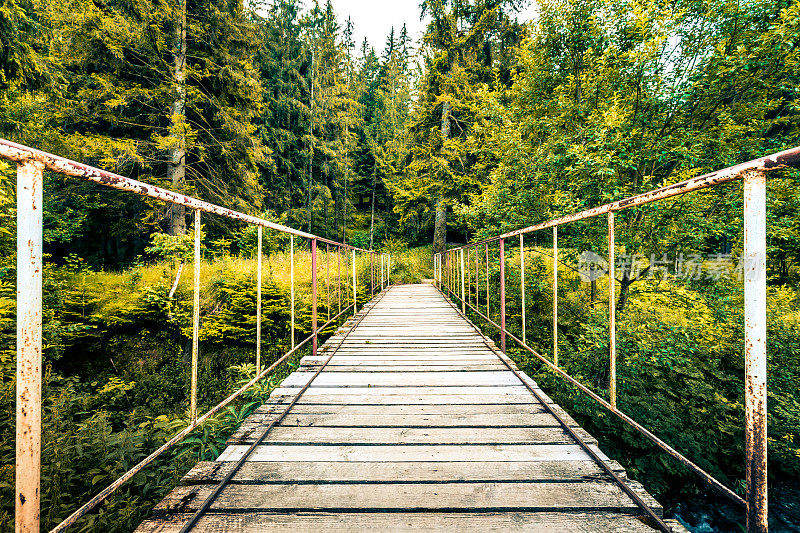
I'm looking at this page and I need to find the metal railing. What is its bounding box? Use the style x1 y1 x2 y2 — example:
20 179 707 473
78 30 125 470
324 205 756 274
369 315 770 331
1 138 393 533
433 145 800 533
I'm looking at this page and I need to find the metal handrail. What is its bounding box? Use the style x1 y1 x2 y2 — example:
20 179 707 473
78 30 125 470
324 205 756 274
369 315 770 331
2 137 393 532
433 146 800 533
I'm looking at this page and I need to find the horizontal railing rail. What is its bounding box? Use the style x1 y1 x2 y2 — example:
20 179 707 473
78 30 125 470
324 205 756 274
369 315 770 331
433 146 800 533
2 137 393 533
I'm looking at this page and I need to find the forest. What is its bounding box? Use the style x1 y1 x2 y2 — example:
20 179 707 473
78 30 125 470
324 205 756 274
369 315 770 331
1 0 800 531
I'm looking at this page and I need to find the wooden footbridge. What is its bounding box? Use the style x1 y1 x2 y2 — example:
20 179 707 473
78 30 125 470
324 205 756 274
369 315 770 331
6 138 795 532
136 284 684 532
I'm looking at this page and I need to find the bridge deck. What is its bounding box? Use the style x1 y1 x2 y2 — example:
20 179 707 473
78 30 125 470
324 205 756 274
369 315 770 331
137 284 684 532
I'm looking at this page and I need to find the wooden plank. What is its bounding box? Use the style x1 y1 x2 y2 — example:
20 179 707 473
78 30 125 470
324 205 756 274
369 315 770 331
300 365 508 372
229 427 587 446
271 386 534 396
180 460 626 484
274 404 549 415
215 443 610 463
288 394 546 405
137 512 687 533
152 481 653 513
280 371 523 388
247 412 563 427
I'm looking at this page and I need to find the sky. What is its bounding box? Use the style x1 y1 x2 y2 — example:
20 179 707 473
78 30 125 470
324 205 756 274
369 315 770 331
325 0 539 55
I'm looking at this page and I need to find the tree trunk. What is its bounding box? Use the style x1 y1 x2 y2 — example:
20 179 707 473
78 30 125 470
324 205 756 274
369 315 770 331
168 0 187 235
343 163 348 245
369 166 376 249
307 47 315 233
433 198 446 255
617 269 633 315
433 99 451 254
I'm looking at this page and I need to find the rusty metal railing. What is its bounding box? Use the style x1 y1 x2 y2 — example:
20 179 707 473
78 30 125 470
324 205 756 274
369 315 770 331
435 146 800 533
1 138 392 533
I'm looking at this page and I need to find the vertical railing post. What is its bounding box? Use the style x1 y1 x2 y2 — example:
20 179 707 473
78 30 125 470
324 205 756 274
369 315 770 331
371 251 374 296
553 226 558 366
290 235 295 349
311 238 318 357
485 243 489 318
256 226 262 374
500 238 506 353
352 248 357 314
338 246 342 313
387 253 391 285
743 170 768 533
326 244 330 322
521 234 526 346
475 247 479 311
190 210 200 422
467 247 471 306
460 248 466 313
380 253 384 290
16 160 44 533
608 212 616 408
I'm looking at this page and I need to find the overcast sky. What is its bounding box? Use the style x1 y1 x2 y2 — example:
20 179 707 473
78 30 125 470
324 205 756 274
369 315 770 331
324 0 539 55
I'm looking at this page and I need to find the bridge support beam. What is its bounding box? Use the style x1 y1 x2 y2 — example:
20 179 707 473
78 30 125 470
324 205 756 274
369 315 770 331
744 170 767 533
16 160 43 533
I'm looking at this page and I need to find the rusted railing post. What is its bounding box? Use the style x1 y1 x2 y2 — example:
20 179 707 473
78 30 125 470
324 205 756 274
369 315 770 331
16 160 43 533
553 226 558 366
743 170 767 533
475 247 479 312
256 226 262 374
290 235 295 349
608 212 616 408
521 234 526 346
500 238 506 353
190 209 200 422
311 238 318 357
352 249 357 314
326 244 330 322
485 244 489 317
460 248 466 313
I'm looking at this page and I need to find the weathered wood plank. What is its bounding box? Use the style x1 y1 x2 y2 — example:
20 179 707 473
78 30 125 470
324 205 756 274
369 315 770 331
137 512 687 533
271 386 535 396
245 412 562 427
215 443 610 463
152 481 655 514
287 394 547 405
280 371 525 387
228 427 590 446
180 460 626 484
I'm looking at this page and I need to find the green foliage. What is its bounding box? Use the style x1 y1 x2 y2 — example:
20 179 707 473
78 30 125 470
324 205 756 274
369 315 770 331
145 232 195 263
0 249 355 531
